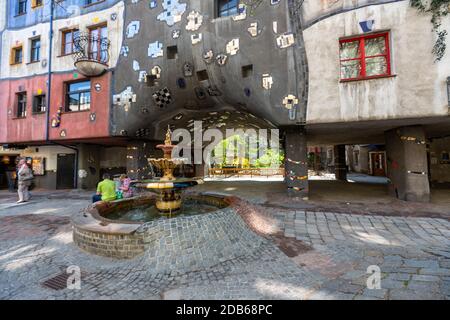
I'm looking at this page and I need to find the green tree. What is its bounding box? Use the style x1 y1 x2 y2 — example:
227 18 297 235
410 0 449 61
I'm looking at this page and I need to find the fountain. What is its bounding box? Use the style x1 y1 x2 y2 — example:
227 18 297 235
133 127 204 214
72 127 264 261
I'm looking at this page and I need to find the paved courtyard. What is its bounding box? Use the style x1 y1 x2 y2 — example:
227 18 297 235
0 186 449 300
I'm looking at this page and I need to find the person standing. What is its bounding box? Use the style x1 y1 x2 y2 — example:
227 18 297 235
17 158 33 203
92 173 117 203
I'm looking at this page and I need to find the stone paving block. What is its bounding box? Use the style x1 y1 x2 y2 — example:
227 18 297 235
411 275 440 282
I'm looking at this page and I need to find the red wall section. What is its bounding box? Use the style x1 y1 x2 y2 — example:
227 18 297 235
0 71 111 144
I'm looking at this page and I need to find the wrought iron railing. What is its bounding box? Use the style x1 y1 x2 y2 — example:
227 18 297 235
73 32 110 65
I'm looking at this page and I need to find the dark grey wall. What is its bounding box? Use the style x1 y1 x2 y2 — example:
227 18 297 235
112 0 308 140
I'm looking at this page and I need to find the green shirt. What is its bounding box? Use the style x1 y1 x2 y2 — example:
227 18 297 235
97 179 117 202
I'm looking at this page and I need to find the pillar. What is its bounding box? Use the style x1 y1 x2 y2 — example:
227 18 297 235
283 126 309 199
334 144 347 181
385 126 430 202
126 141 160 180
77 144 100 190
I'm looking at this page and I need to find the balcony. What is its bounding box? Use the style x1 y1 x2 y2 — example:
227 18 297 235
73 32 110 77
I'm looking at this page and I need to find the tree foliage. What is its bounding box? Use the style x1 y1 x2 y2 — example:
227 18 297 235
410 0 450 61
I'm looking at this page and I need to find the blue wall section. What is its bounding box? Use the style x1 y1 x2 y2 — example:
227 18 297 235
7 0 122 30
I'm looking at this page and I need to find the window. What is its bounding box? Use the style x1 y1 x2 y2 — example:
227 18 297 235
30 37 40 62
167 46 178 59
241 64 253 78
196 70 209 81
33 94 46 113
217 0 238 18
17 0 27 15
66 80 91 112
339 32 391 81
11 46 23 65
16 92 27 118
85 0 103 5
31 0 42 8
88 24 108 63
61 29 79 55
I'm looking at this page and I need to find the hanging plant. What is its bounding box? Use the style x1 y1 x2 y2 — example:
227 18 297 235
410 0 450 61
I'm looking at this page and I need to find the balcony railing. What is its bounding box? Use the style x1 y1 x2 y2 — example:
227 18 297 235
73 32 110 77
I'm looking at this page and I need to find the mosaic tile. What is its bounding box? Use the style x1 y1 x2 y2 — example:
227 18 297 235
157 0 187 26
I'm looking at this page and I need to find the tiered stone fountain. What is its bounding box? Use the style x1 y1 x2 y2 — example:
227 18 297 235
133 127 204 214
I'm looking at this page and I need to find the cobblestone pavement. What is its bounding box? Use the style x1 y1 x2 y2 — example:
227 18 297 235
0 196 449 300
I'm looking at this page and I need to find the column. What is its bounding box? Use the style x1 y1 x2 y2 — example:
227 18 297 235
283 126 309 199
385 125 430 202
334 144 347 181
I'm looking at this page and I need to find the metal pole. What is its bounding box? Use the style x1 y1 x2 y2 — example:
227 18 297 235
45 0 54 142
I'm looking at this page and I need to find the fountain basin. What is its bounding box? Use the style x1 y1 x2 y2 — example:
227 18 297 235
72 194 264 264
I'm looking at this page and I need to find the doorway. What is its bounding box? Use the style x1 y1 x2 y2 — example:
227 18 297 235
369 151 387 177
56 153 75 189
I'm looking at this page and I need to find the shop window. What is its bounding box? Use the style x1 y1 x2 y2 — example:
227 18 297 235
61 29 79 55
17 0 27 15
66 80 91 112
339 32 391 81
217 0 238 18
33 94 46 113
30 37 41 63
16 92 27 118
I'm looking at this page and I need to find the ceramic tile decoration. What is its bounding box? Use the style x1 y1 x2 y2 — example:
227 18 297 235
152 87 173 108
248 22 261 37
207 86 222 96
60 129 67 137
276 33 295 48
177 78 186 89
272 21 278 33
216 54 228 66
226 39 240 55
133 60 140 71
262 74 273 90
172 29 181 39
126 21 140 38
270 0 280 5
120 46 129 57
138 71 148 82
282 94 299 110
94 83 102 92
183 63 194 77
110 13 117 21
149 0 157 9
186 11 203 31
113 87 137 112
203 50 214 64
191 33 202 45
89 113 96 122
135 128 151 137
157 0 187 26
148 41 164 58
151 66 162 79
232 4 247 21
194 87 206 100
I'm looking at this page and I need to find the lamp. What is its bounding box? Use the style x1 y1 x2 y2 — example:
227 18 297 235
447 77 450 106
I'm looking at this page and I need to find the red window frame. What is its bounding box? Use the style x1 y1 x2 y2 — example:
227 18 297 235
339 32 392 81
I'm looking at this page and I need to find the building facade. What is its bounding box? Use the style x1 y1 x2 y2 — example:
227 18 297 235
0 0 449 202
